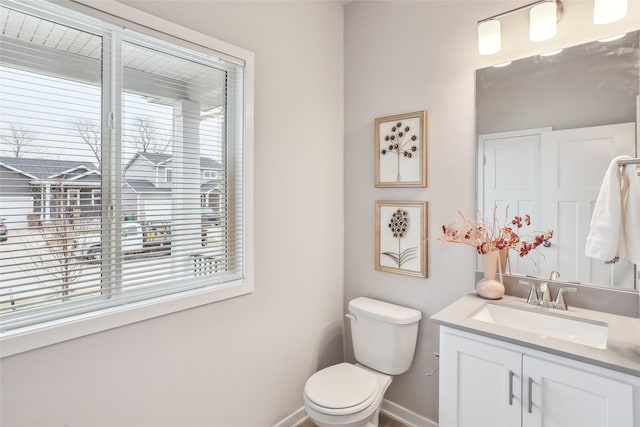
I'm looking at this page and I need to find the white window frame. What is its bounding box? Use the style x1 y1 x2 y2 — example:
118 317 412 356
91 189 101 206
165 167 173 183
203 169 216 179
0 0 254 357
66 188 80 207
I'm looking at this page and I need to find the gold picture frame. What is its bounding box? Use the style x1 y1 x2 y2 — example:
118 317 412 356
375 111 427 188
375 200 428 278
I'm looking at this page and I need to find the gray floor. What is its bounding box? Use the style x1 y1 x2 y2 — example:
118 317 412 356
298 412 406 427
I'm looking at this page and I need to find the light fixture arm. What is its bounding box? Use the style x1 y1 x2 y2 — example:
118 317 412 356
478 0 564 24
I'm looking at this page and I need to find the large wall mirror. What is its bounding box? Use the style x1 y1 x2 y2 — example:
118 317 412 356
476 31 639 290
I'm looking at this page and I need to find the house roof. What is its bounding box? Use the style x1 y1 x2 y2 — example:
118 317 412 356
125 179 222 193
0 156 98 180
138 152 173 166
200 157 222 170
66 170 101 182
124 179 168 193
201 179 223 192
0 156 219 192
124 152 222 171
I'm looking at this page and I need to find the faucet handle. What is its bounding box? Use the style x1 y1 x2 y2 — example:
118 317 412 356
518 280 539 305
554 287 577 310
539 282 552 306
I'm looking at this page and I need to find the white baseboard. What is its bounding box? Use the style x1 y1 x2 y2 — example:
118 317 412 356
381 399 438 427
273 406 308 427
273 400 437 427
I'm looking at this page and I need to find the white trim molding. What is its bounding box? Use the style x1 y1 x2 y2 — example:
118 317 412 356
273 406 308 427
382 399 438 427
274 400 438 427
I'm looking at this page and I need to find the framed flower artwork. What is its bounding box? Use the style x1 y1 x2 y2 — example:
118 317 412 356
375 200 428 278
375 111 427 188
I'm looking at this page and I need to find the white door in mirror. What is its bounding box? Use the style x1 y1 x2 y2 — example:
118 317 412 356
479 122 636 287
540 122 636 287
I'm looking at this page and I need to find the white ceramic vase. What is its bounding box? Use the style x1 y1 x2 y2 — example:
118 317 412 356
476 251 505 299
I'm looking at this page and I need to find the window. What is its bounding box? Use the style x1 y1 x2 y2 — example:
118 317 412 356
66 189 80 208
91 189 101 206
0 0 253 354
203 169 217 179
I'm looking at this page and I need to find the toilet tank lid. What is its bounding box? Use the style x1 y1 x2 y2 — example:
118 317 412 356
348 297 421 324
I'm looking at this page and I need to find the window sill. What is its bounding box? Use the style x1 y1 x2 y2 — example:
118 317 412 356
0 280 253 358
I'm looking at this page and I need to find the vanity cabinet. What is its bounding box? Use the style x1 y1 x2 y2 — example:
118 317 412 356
439 327 638 427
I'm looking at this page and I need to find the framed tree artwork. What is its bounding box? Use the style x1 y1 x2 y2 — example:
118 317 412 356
375 111 427 187
375 201 428 278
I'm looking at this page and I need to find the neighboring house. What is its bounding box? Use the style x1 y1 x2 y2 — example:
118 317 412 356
122 152 223 222
124 152 174 188
0 153 223 228
0 156 100 228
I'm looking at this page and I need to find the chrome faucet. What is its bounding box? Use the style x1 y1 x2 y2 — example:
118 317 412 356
538 282 553 306
518 280 540 305
518 280 577 310
549 271 560 281
553 287 577 310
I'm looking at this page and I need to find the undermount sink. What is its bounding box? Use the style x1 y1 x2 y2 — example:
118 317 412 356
470 302 609 349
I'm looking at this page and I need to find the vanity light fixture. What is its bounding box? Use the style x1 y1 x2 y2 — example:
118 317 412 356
478 0 564 55
593 0 627 24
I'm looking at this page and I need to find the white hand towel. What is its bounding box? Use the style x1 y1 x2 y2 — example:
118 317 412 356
585 155 630 262
621 161 640 265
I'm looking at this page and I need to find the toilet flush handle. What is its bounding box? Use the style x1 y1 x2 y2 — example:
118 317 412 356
345 313 356 322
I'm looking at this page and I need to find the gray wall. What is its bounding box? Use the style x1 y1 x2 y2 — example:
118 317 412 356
344 1 640 423
344 2 480 420
2 0 640 426
0 1 345 426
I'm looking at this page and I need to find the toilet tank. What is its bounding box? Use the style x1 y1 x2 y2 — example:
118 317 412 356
348 297 422 375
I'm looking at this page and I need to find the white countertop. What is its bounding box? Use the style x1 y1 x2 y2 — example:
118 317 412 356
431 293 640 376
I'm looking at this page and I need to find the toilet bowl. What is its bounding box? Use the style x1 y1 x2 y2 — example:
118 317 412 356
303 297 421 427
303 363 391 427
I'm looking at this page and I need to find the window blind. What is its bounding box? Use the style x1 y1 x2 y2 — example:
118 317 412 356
0 0 246 333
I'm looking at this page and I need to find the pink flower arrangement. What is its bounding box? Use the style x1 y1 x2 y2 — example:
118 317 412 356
440 207 554 258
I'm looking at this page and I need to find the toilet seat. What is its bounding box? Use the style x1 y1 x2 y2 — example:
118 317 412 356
303 363 382 416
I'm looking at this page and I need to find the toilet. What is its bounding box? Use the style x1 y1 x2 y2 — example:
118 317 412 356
303 297 422 427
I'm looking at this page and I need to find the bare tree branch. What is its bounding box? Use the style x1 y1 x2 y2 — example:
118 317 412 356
130 117 170 154
1 124 38 158
18 184 87 297
71 119 101 168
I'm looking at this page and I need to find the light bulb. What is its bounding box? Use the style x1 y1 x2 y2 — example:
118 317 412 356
478 20 501 55
594 0 627 24
530 1 557 42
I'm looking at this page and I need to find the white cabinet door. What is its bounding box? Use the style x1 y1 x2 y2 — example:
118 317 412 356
440 328 638 427
440 329 521 427
522 354 634 427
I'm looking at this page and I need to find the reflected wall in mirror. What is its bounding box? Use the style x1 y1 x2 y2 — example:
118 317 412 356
476 31 639 290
